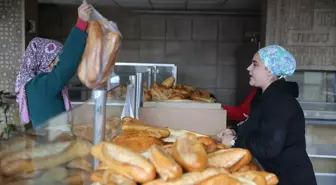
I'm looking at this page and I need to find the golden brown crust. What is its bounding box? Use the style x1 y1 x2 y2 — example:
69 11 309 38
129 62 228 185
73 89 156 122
72 116 122 142
149 86 168 101
254 171 279 185
145 90 152 101
233 171 268 185
78 20 103 89
122 116 146 125
99 31 121 85
90 170 136 185
148 145 183 181
90 142 156 183
207 148 252 173
1 140 92 176
190 90 215 103
237 162 258 172
198 136 217 146
161 76 175 88
113 130 162 141
5 167 68 185
197 136 218 153
121 123 170 139
196 174 242 185
112 135 164 153
172 133 208 172
0 136 36 159
66 158 93 173
63 172 88 185
143 168 229 185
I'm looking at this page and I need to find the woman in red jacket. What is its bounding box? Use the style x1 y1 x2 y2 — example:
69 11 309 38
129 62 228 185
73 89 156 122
222 88 258 121
216 88 258 141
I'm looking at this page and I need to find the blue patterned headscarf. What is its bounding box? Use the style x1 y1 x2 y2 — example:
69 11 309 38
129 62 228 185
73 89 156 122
258 45 296 77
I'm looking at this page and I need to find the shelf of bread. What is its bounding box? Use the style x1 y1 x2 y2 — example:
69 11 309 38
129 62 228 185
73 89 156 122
0 116 278 185
145 76 216 104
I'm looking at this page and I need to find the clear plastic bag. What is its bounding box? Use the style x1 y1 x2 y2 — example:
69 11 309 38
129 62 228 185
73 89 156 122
78 6 123 89
121 84 135 118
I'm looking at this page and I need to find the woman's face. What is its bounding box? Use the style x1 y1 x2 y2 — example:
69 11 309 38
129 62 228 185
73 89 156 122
247 53 273 88
48 56 59 72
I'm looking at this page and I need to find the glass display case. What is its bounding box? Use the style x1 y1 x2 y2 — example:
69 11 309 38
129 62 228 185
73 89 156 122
0 98 124 185
287 71 336 121
68 62 177 103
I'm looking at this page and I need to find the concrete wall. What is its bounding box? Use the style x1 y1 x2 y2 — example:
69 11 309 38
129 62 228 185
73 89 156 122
0 0 25 131
37 5 262 106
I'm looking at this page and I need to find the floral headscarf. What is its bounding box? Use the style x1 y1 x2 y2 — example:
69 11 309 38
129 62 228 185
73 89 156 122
258 45 296 77
15 37 71 124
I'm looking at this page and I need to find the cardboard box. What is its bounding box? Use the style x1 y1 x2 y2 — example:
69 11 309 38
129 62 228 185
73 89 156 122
139 106 227 136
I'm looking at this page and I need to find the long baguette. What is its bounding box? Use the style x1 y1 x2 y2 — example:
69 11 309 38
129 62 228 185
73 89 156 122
1 142 72 167
91 142 156 183
233 171 267 185
0 137 36 159
122 123 170 138
208 148 252 172
66 158 93 173
143 167 229 185
196 174 242 185
172 133 208 172
147 145 183 181
90 170 136 185
5 167 67 185
77 20 103 89
1 140 92 176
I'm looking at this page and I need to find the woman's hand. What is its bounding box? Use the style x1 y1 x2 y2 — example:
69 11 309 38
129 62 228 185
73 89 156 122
78 1 93 21
220 135 236 146
216 129 236 142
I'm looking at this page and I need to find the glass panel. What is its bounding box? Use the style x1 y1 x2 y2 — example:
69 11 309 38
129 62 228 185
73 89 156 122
287 71 336 103
0 98 124 185
155 65 177 85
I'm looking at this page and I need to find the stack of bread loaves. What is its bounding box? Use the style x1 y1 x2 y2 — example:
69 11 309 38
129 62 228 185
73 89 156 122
89 117 279 185
145 76 216 103
0 137 93 185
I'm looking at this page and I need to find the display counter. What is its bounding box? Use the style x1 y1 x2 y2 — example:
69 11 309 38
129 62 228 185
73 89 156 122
0 101 274 185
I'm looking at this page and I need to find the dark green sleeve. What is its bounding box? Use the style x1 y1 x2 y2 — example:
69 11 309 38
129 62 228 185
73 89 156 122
32 27 87 95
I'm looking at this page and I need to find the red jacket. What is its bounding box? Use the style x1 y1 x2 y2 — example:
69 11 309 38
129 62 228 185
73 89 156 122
222 88 258 121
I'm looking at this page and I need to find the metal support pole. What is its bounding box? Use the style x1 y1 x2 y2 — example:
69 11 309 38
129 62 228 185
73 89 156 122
92 89 107 170
129 76 136 119
135 73 143 119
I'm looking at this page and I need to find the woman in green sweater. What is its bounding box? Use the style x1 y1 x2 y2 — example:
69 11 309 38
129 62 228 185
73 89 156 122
15 2 93 128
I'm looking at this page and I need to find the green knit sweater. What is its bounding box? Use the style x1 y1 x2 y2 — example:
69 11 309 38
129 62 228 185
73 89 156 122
26 27 87 127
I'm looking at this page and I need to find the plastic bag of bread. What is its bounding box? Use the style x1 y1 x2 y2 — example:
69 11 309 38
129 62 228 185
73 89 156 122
77 6 122 89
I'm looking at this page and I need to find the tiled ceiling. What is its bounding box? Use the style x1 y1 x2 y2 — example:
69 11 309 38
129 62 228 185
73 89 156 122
38 0 263 11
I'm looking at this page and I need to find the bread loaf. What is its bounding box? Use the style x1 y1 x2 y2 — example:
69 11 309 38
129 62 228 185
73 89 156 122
90 170 136 185
122 123 170 139
91 142 156 183
78 20 103 89
66 158 93 173
148 145 183 181
77 20 121 89
113 135 164 153
233 171 267 185
196 174 242 185
143 167 229 185
0 136 36 159
5 167 67 185
1 140 92 176
208 148 252 172
171 133 208 172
